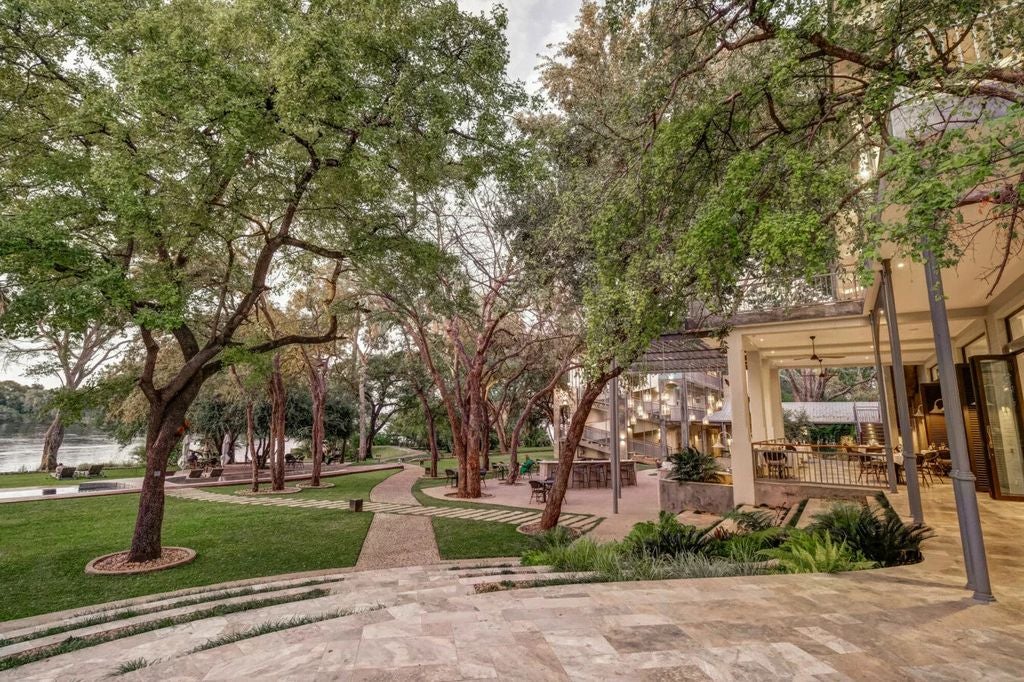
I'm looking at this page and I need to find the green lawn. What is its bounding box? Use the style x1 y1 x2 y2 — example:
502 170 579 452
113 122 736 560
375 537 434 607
432 517 535 560
0 467 147 489
214 468 399 500
0 473 393 622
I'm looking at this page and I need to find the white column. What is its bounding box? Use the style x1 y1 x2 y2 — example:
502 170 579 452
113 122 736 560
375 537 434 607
727 332 756 505
767 368 785 440
747 351 768 442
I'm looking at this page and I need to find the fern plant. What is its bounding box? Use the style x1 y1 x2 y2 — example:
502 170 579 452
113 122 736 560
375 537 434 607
667 447 720 483
622 511 710 558
810 493 933 566
761 531 873 574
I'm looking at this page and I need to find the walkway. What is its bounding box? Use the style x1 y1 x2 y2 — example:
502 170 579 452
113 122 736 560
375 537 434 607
4 481 1023 679
356 465 439 569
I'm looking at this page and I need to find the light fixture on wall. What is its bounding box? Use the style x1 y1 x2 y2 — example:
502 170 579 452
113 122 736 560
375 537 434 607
930 399 944 415
913 404 924 418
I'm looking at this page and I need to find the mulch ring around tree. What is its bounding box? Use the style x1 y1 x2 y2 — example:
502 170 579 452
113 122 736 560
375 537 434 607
516 522 584 539
234 487 303 496
295 481 335 490
85 547 196 575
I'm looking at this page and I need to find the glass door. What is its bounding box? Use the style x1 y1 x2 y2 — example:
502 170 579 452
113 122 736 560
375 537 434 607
972 353 1024 500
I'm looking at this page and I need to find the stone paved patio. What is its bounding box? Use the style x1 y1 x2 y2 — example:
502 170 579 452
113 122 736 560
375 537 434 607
5 479 1023 680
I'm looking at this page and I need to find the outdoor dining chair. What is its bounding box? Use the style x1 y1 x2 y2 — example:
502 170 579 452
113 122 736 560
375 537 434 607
528 479 546 503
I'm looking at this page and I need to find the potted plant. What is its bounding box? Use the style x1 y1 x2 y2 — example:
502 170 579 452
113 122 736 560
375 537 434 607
667 447 720 482
660 447 733 514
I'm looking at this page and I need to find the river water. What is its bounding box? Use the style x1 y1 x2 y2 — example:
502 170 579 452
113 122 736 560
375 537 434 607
0 424 143 472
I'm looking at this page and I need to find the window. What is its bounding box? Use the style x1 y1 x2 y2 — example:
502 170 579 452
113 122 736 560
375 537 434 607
962 333 988 362
927 364 939 381
1007 305 1024 344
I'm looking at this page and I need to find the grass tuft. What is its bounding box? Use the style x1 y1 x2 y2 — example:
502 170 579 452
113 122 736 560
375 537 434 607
111 657 150 676
188 605 385 653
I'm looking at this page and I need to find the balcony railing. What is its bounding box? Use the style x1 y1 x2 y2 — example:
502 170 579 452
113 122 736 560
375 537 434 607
737 268 865 312
753 440 890 489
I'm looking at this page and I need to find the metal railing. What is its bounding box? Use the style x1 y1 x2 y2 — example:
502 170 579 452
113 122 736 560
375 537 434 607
628 439 665 459
737 267 865 312
753 440 890 488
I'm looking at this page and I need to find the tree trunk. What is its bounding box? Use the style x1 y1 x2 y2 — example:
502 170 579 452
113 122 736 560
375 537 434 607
540 370 618 529
355 322 368 461
128 386 198 562
40 410 65 471
246 400 258 493
414 388 439 477
270 353 286 491
308 366 326 487
481 408 491 472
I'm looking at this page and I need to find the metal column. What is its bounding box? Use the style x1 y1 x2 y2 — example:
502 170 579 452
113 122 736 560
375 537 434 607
881 259 924 524
923 250 994 601
610 371 621 514
869 311 898 493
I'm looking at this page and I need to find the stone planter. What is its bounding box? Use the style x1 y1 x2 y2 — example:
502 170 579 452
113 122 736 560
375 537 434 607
659 476 734 515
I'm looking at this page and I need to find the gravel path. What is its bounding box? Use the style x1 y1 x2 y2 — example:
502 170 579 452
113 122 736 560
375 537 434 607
357 465 440 569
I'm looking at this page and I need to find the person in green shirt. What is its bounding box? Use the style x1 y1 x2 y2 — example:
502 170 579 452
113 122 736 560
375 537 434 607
519 457 535 476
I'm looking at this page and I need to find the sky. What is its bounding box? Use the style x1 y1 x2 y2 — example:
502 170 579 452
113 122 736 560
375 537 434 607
457 0 582 92
0 1 582 388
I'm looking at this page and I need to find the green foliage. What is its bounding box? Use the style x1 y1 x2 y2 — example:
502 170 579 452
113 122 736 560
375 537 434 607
112 659 150 676
0 381 52 424
667 447 720 483
810 493 934 567
721 508 777 533
621 511 710 558
762 531 874 574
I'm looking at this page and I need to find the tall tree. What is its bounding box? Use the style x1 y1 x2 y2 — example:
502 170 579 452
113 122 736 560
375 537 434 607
1 322 127 470
0 1 525 561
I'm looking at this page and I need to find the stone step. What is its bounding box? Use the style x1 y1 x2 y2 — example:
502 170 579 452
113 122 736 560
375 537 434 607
0 581 348 659
796 498 831 529
458 570 597 587
780 502 803 527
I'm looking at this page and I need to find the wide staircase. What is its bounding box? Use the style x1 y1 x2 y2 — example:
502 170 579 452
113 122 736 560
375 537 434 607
0 560 592 680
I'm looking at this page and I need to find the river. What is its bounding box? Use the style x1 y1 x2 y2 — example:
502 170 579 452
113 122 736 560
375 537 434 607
0 424 143 472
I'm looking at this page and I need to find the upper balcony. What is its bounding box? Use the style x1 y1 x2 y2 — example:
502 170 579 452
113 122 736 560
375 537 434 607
687 266 867 329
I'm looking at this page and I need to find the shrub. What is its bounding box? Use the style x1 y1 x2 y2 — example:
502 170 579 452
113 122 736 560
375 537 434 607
722 508 777 532
521 526 578 565
522 538 620 573
667 447 720 483
622 511 710 558
810 492 933 566
714 528 786 563
761 530 873 574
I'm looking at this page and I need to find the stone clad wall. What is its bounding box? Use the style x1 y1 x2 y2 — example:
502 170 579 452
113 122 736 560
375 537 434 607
659 477 735 515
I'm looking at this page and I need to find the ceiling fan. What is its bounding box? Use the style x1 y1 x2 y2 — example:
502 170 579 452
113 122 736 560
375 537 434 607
799 336 844 376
